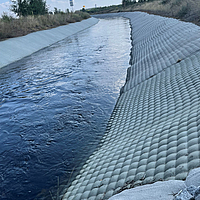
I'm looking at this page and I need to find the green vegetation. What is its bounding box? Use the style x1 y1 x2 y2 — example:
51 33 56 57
0 11 90 41
11 0 48 16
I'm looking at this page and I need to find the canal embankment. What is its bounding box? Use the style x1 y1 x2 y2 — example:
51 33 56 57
62 12 200 200
0 17 99 69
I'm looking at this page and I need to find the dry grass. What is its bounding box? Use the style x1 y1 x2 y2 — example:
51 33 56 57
88 0 200 26
128 0 200 23
0 11 90 41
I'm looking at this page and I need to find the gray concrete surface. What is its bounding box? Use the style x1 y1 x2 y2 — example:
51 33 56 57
0 17 99 69
62 12 200 200
109 180 185 200
109 167 200 200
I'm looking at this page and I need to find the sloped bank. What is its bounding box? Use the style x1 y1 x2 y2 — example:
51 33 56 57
0 17 99 69
62 12 200 200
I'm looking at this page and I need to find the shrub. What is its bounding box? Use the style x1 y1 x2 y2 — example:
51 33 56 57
161 0 171 4
1 13 14 22
172 0 182 6
177 4 190 18
11 0 48 17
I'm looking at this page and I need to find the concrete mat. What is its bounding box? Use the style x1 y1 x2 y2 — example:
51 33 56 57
62 12 200 200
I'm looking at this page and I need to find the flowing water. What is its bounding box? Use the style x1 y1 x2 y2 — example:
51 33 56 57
0 17 131 199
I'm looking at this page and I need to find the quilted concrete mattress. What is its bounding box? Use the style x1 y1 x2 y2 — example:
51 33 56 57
62 12 200 200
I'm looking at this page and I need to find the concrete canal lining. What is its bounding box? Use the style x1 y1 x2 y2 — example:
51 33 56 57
62 12 200 200
0 17 99 69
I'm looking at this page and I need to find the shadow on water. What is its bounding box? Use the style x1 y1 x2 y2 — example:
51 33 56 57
0 17 131 200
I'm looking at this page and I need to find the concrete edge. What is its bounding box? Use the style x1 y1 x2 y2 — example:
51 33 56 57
0 17 99 69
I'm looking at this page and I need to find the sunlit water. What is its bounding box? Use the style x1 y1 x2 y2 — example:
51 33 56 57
0 17 131 199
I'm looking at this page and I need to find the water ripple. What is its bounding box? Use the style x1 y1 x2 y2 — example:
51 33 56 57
0 17 131 200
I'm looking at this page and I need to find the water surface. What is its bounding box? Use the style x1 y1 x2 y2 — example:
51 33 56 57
0 17 131 199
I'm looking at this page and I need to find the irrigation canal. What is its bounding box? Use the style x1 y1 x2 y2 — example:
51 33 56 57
0 17 131 199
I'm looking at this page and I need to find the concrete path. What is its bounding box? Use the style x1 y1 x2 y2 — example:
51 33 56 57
62 12 200 200
0 17 99 69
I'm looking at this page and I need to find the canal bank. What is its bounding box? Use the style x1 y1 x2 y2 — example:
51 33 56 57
0 17 99 69
62 12 200 199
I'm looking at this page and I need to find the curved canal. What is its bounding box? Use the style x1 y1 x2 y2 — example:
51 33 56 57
0 17 131 199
